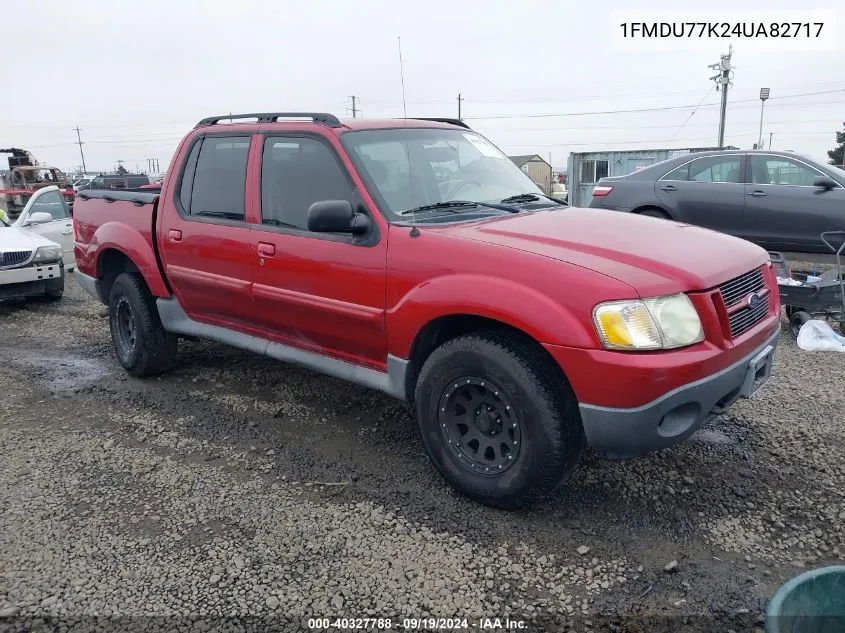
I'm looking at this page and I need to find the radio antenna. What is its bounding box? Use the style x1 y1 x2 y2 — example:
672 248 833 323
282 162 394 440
397 35 418 235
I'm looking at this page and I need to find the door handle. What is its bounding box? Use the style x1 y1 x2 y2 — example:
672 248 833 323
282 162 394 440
660 185 677 192
168 229 183 242
747 190 767 197
257 242 276 257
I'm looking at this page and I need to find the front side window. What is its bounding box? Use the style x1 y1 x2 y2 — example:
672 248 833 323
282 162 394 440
187 136 250 220
689 156 742 183
260 137 355 231
29 190 68 220
750 156 822 186
341 128 543 220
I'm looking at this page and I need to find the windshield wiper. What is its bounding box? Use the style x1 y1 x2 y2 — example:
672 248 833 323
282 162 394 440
500 193 541 203
398 200 519 216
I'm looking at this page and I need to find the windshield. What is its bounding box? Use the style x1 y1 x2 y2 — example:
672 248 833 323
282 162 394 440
341 127 544 220
829 163 845 181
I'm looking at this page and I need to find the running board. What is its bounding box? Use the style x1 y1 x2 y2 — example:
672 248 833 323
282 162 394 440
156 298 409 401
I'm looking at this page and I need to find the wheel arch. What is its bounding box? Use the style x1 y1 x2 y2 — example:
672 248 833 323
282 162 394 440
631 204 673 219
404 313 572 404
97 248 144 302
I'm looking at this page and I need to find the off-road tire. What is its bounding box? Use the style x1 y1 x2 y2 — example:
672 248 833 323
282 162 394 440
415 331 584 509
108 273 177 378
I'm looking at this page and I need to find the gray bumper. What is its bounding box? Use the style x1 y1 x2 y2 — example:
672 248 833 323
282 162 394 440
74 271 105 304
579 330 779 459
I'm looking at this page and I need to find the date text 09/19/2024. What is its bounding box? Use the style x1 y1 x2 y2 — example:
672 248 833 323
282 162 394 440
306 617 527 630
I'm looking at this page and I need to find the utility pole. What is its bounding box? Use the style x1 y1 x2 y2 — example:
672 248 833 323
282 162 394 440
348 96 359 118
709 45 733 149
457 93 463 120
73 126 87 174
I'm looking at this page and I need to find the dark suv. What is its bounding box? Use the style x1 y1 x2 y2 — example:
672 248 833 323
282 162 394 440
588 150 845 253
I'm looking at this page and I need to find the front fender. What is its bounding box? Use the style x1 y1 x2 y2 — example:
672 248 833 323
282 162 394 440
81 221 169 297
387 273 599 359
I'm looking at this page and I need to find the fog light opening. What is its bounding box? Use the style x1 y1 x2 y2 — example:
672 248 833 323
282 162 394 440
657 402 702 438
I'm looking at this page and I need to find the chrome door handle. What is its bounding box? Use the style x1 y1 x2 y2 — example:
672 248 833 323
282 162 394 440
747 190 767 197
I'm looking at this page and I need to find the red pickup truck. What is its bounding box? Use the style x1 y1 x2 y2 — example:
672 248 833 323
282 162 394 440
73 112 780 508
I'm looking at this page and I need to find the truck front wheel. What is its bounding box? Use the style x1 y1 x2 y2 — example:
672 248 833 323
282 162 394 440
415 332 583 509
108 273 177 378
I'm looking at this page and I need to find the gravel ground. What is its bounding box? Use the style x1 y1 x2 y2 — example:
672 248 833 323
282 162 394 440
0 274 843 633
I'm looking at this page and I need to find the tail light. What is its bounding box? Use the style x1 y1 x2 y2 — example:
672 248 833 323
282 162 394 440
592 185 613 197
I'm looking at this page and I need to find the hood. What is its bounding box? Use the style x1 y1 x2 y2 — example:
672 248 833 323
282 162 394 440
0 226 61 252
443 207 769 297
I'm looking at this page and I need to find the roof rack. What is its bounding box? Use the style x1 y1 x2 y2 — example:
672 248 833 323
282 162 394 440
195 112 342 128
411 117 471 129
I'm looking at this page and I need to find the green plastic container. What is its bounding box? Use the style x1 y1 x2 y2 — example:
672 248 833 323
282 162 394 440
765 566 845 633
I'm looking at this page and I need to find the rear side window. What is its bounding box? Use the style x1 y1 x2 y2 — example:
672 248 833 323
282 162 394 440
664 156 742 183
185 136 250 220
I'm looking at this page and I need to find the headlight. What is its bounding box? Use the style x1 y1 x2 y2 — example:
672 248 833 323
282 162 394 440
32 245 62 262
593 294 704 351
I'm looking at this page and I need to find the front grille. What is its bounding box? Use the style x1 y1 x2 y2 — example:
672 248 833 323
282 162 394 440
0 250 32 268
718 267 769 338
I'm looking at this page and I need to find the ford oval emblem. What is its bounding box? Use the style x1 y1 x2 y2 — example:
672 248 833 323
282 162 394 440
747 292 762 309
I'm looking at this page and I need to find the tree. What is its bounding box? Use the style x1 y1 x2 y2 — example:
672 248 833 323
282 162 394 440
828 122 845 166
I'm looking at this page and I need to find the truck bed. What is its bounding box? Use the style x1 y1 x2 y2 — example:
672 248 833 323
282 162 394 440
72 189 169 297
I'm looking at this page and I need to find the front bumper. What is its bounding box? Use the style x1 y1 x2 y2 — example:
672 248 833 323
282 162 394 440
578 329 779 459
0 261 63 299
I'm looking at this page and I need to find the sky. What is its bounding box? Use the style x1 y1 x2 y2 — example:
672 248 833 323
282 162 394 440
1 0 843 175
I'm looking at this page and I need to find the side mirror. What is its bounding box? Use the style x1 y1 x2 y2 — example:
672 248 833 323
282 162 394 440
814 176 837 190
26 211 53 226
307 200 371 235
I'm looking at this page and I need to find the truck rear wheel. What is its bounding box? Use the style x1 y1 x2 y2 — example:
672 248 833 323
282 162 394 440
415 332 583 509
108 273 177 378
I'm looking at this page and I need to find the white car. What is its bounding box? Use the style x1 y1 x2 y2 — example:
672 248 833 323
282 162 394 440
11 185 75 270
0 218 65 302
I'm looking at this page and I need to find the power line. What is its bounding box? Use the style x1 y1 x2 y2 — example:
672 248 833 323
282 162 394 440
496 130 833 148
349 82 845 106
670 86 716 141
462 90 845 120
496 118 839 132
